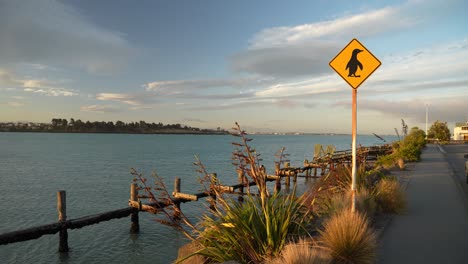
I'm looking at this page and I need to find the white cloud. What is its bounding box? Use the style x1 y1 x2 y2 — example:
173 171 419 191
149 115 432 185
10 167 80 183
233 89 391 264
96 93 150 106
255 77 343 98
230 1 421 78
144 77 274 94
250 39 468 101
0 68 77 96
232 0 463 79
351 97 468 124
0 0 133 74
231 41 342 78
182 118 207 123
249 5 414 49
80 105 120 113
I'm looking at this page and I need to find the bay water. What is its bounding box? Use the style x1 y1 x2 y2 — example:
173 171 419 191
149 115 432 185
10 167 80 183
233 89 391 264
0 132 395 263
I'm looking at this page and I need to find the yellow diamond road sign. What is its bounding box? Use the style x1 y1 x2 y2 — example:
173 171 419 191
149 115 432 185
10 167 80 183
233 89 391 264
329 39 381 89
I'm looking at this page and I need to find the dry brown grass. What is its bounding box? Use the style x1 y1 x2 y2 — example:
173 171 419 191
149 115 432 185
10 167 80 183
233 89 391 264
319 210 377 264
355 188 377 217
320 188 377 218
267 239 331 264
375 178 406 214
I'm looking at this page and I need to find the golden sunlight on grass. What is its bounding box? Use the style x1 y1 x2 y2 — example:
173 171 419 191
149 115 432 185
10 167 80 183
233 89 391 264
319 210 377 264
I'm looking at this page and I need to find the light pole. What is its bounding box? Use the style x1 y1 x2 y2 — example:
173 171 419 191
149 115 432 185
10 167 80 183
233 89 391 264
425 104 429 139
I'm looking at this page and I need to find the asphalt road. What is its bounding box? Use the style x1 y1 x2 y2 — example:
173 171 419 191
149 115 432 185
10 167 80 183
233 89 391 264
378 144 468 264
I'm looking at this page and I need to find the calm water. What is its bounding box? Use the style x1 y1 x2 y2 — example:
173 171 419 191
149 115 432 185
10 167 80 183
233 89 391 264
0 132 395 263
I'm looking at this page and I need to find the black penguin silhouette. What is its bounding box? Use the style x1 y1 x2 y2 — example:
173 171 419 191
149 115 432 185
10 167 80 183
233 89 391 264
346 49 363 77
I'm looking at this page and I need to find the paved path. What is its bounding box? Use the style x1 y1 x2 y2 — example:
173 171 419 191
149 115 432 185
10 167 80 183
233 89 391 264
378 144 468 264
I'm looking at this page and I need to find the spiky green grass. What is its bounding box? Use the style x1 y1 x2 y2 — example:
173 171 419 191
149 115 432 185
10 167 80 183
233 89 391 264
197 192 311 264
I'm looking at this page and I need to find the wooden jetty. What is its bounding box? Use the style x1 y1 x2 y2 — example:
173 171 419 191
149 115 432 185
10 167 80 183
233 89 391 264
0 144 392 252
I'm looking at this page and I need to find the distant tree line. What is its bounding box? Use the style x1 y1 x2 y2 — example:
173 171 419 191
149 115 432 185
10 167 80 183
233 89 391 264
0 118 228 135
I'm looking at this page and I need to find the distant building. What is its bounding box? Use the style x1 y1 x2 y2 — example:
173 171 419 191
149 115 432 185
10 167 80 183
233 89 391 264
454 122 468 141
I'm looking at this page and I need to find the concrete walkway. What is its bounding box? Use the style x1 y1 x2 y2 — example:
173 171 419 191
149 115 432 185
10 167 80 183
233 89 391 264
378 144 468 264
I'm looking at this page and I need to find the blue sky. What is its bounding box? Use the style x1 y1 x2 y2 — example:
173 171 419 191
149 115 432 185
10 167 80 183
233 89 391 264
1 0 467 134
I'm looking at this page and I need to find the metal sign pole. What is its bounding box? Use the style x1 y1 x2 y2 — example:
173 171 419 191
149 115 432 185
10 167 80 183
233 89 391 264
351 88 357 212
328 38 381 213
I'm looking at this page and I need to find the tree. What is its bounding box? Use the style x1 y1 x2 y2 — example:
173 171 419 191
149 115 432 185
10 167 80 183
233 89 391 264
428 120 451 141
116 120 125 129
51 118 59 128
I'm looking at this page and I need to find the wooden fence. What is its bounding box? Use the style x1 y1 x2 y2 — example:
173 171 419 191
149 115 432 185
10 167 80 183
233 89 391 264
0 187 139 252
0 144 392 253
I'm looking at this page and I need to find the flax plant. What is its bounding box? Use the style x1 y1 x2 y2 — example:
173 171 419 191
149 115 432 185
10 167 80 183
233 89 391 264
195 123 312 263
133 122 314 263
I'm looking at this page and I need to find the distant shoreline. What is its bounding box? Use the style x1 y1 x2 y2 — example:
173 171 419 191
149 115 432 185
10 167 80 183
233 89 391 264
0 130 229 135
0 130 397 137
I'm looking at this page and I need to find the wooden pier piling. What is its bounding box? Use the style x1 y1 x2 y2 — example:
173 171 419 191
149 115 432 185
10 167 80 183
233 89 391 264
304 159 310 177
285 162 290 186
237 170 244 202
57 190 69 253
173 177 181 219
209 173 217 210
130 183 140 233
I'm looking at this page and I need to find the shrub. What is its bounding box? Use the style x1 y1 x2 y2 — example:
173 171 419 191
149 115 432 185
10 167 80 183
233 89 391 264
198 191 310 263
356 188 377 217
320 188 376 218
319 210 377 264
398 127 426 161
302 164 378 217
376 154 396 168
378 127 426 166
374 177 406 214
268 239 331 264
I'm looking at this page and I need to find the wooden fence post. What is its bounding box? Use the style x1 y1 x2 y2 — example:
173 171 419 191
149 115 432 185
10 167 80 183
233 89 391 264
274 176 281 193
174 177 181 219
237 170 244 202
210 173 217 210
57 190 69 253
130 183 140 233
285 162 290 186
274 162 281 193
274 162 280 176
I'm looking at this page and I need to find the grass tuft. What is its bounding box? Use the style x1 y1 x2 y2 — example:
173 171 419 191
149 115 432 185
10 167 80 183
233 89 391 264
268 238 331 264
320 188 377 218
375 178 406 214
319 210 377 264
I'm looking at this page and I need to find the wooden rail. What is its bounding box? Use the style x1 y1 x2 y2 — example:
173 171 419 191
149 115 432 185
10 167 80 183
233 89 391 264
0 186 140 252
0 144 392 253
128 144 393 214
